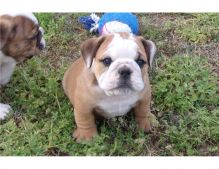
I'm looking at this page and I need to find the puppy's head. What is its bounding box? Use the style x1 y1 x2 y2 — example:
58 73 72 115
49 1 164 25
81 32 156 96
0 13 45 62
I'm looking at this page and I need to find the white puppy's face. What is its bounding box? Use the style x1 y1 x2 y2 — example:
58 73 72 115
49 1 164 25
81 33 156 96
97 34 144 96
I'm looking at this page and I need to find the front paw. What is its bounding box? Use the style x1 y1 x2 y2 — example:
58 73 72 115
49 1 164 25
136 117 152 132
0 103 12 120
73 127 98 142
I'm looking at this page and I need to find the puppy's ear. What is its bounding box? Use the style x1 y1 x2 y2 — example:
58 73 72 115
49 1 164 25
0 17 14 49
81 36 106 68
139 37 156 67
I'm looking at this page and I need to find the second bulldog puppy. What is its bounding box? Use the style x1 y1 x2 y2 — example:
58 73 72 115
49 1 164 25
63 32 156 142
0 13 46 120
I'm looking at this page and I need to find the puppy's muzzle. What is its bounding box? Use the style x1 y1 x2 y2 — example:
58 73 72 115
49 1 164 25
117 67 133 89
118 67 132 80
37 27 46 50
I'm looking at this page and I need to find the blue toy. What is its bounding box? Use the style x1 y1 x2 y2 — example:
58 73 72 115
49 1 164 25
78 13 139 36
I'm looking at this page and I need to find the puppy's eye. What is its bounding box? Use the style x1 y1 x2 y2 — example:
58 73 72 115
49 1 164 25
28 31 39 40
136 59 146 68
101 57 112 66
28 34 37 40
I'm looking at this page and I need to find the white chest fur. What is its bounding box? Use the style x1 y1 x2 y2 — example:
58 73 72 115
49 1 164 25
97 94 139 118
0 51 17 85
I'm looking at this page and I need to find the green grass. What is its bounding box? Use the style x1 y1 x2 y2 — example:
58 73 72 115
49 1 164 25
35 13 69 44
168 14 219 44
0 13 219 156
152 56 218 112
151 56 219 155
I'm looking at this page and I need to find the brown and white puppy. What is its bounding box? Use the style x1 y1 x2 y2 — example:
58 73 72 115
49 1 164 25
0 13 46 119
63 32 156 142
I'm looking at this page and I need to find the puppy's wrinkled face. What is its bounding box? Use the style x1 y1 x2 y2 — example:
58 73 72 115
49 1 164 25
0 13 46 62
81 33 156 96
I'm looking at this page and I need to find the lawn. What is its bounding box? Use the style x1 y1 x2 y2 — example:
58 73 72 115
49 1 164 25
0 13 218 156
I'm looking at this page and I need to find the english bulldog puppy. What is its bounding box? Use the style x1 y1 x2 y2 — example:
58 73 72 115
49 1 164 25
63 32 156 142
0 13 46 120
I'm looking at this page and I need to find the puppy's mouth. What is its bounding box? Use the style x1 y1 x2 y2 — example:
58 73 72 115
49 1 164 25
16 53 38 63
116 80 133 90
104 81 134 96
28 55 34 59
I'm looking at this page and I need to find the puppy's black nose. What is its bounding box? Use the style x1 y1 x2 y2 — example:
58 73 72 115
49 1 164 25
118 68 132 80
38 43 44 50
